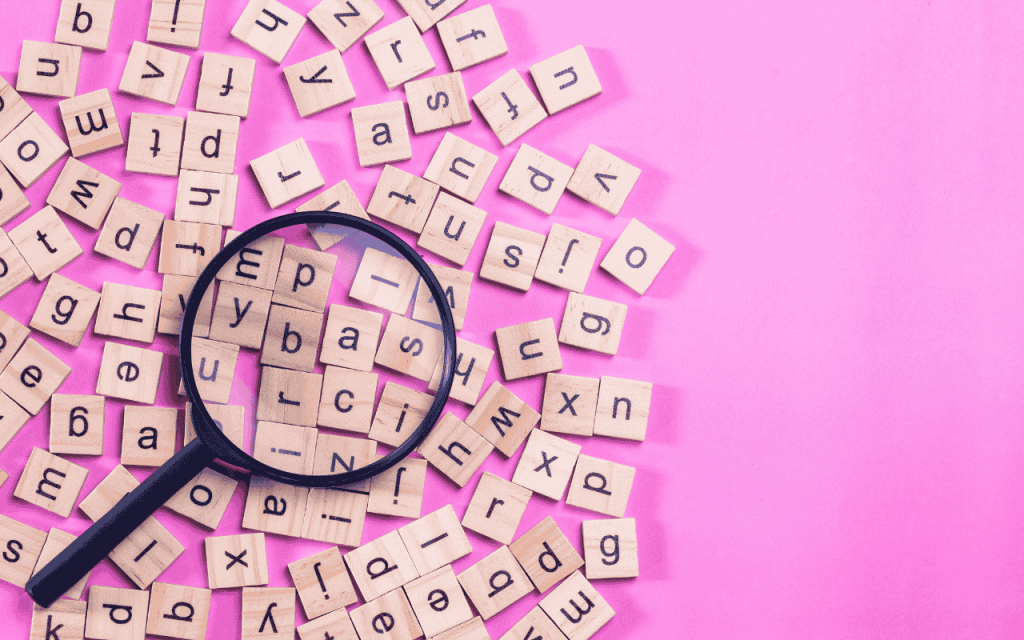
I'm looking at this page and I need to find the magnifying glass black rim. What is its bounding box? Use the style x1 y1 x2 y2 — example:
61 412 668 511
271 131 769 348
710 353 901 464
180 211 457 487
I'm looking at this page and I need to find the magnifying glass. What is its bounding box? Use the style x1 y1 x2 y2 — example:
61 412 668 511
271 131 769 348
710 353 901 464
26 211 457 608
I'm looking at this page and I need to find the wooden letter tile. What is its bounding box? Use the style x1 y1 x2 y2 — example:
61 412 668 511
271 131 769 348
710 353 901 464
320 304 383 371
183 401 245 448
599 218 675 295
417 412 492 488
288 547 358 619
126 113 184 176
537 571 613 640
494 318 562 380
251 138 325 208
109 516 185 589
31 528 90 599
308 0 384 53
565 454 635 517
541 373 599 437
367 381 433 448
558 292 627 355
163 466 238 530
479 221 545 292
158 274 214 337
510 429 581 501
218 230 285 289
32 601 87 639
47 157 121 229
367 455 427 518
0 391 30 451
396 0 466 32
146 582 213 640
344 529 420 601
297 608 360 640
29 273 101 347
466 382 540 457
582 517 638 580
121 406 179 467
285 49 356 117
351 102 413 167
17 41 82 98
0 113 69 188
94 197 165 269
593 376 651 441
423 133 498 204
0 338 72 414
158 220 222 277
271 243 337 312
428 336 494 406
349 244 420 311
0 74 32 142
13 447 88 517
94 281 163 343
534 224 601 293
0 230 35 300
209 281 273 349
319 366 378 433
403 565 473 638
0 159 31 225
196 52 257 118
49 394 105 456
119 41 190 105
364 17 435 89
299 180 370 250
9 205 83 280
509 516 583 593
456 545 532 620
256 366 323 426
260 305 324 372
433 617 489 640
56 0 117 50
148 0 207 49
85 585 150 640
498 145 574 215
0 310 30 372
397 503 471 575
95 341 164 404
411 263 473 331
242 476 308 538
462 471 531 545
300 484 369 547
473 69 547 147
374 314 445 382
0 515 46 587
181 111 240 174
58 89 124 158
366 164 439 233
240 587 295 640
205 533 269 589
499 605 569 640
530 46 602 115
78 464 139 521
566 145 641 216
350 588 422 640
405 71 471 134
253 421 318 474
312 431 376 476
175 170 239 226
418 193 487 266
231 0 306 64
436 5 508 71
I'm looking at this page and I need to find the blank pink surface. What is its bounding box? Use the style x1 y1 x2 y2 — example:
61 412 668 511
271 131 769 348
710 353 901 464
1 1 1021 639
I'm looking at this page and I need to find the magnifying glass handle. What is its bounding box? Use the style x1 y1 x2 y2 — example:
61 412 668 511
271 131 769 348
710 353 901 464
25 438 216 608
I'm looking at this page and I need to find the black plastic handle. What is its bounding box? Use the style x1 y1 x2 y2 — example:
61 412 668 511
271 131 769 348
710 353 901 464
26 438 216 607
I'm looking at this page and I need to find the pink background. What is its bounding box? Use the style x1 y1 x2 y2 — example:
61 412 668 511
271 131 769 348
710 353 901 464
1 0 1019 639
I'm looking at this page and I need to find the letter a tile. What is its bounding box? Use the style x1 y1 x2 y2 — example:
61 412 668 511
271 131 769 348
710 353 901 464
456 545 532 620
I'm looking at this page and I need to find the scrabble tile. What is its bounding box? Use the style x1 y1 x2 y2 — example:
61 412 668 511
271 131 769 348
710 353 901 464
208 281 273 348
599 218 675 295
196 52 257 117
78 464 138 520
297 608 360 640
242 476 308 537
530 46 602 115
308 0 385 53
417 193 487 266
433 617 489 640
146 582 213 640
465 383 539 458
31 528 90 599
9 206 83 280
218 230 285 289
158 274 215 337
148 0 207 49
498 145 574 215
540 373 598 437
364 17 435 89
428 336 493 406
473 69 547 147
0 160 30 225
350 246 419 315
418 412 492 487
351 102 413 167
366 164 439 233
396 0 466 32
0 469 7 489
121 406 179 467
565 145 641 216
397 503 471 576
0 391 30 451
499 605 568 640
94 281 162 343
231 0 306 64
367 455 427 518
0 338 72 414
312 431 376 476
0 75 32 142
31 599 87 640
181 111 240 174
47 158 120 230
478 222 545 292
462 471 531 545
344 529 419 601
48 394 105 456
456 545 532 620
510 429 580 501
240 587 295 640
422 133 498 204
0 229 35 299
582 517 638 580
119 41 190 105
284 49 356 117
253 421 318 474
494 318 562 380
183 401 245 447
260 305 323 373
0 113 69 188
271 243 337 312
125 113 184 176
411 263 473 331
251 138 325 208
538 571 613 640
298 180 370 250
94 198 164 269
375 314 445 382
175 170 238 226
13 448 88 517
320 304 383 371
405 72 471 134
58 89 124 158
534 224 601 293
510 516 583 594
367 381 433 448
0 310 30 372
403 565 473 638
109 516 185 589
256 366 323 427
565 454 635 517
558 292 627 355
593 376 651 441
158 220 222 277
288 547 357 619
17 41 82 98
301 484 368 546
436 4 507 71
205 533 269 589
319 366 378 433
163 466 238 530
29 273 101 347
85 585 150 640
0 515 46 587
181 337 239 404
95 341 164 404
350 588 422 640
55 0 117 50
